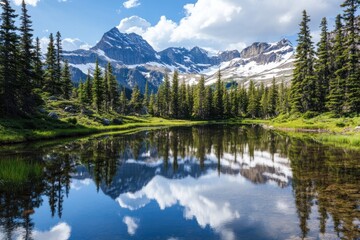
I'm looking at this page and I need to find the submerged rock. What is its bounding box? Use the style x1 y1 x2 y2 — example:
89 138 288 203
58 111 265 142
112 118 123 125
64 106 76 113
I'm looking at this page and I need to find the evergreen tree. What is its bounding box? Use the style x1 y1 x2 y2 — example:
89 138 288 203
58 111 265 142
222 85 230 117
170 71 179 118
238 85 248 116
55 31 62 94
83 70 92 105
18 0 37 113
193 75 206 119
260 87 269 118
341 0 360 113
129 85 142 113
163 73 171 116
78 80 85 104
148 92 156 116
34 37 43 88
247 81 260 118
61 60 72 99
143 80 149 108
327 15 347 115
119 87 127 114
107 63 118 111
44 33 57 94
179 81 188 118
213 71 224 118
92 60 104 112
291 10 316 113
268 78 278 117
230 84 238 117
314 17 331 112
205 86 213 119
186 84 194 119
0 0 20 116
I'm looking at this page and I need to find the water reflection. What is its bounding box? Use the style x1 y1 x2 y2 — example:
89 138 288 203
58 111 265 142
0 125 359 239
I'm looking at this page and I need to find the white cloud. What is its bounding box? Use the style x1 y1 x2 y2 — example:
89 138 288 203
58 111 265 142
39 37 91 53
13 0 40 6
0 222 71 240
62 38 92 51
117 16 151 35
123 216 139 235
117 0 342 51
123 0 140 9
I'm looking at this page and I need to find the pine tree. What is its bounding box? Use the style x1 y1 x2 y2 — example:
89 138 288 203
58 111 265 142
107 63 118 111
143 80 149 109
268 78 278 117
314 17 331 112
291 10 316 113
179 81 188 118
0 0 20 116
119 87 127 114
341 0 360 113
327 15 347 115
230 84 238 117
61 60 72 99
78 80 85 103
247 81 260 118
92 60 104 112
213 71 224 118
83 70 92 105
163 73 171 117
186 84 194 119
34 37 43 88
130 85 142 113
193 75 206 119
222 85 230 117
238 85 248 116
44 33 57 95
18 0 36 114
205 86 213 119
260 87 269 118
148 92 156 115
55 31 63 94
170 71 179 118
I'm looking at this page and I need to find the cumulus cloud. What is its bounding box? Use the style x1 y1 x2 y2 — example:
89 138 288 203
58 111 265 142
117 16 151 35
123 216 139 235
117 0 342 51
13 0 40 6
123 0 140 9
39 37 91 53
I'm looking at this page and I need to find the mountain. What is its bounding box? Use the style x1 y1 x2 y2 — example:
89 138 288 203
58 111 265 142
63 27 294 93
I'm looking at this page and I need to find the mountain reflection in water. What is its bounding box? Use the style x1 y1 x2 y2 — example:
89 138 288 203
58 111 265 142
0 125 359 240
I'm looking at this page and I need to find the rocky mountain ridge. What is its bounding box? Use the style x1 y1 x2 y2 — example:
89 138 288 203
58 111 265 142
64 27 295 93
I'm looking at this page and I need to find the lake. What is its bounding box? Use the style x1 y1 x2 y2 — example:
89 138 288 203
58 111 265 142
0 125 359 240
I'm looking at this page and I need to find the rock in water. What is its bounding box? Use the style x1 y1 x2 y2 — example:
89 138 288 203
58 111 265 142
48 112 59 120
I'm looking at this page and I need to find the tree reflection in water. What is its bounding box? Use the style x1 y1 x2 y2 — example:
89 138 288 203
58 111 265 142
0 125 359 239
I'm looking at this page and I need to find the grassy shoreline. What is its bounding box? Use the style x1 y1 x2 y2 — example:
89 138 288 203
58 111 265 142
1 113 360 149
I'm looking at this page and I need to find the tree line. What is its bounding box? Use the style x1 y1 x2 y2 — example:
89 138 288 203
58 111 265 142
0 0 358 120
0 0 71 117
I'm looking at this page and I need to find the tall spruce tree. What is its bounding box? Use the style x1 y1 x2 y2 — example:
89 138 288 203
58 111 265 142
171 71 179 118
163 73 171 117
291 10 316 113
130 85 142 113
193 75 206 119
327 15 347 115
213 71 224 118
0 0 19 116
18 0 36 113
314 17 331 112
341 0 360 113
44 33 57 95
55 31 62 94
143 80 149 108
106 63 118 111
61 60 72 99
34 37 43 88
268 78 278 117
92 60 104 112
119 87 127 114
83 70 92 105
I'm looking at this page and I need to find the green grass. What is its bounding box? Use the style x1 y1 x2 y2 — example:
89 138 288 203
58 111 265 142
0 158 43 185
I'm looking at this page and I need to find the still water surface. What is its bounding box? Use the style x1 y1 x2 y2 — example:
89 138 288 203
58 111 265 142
0 125 359 240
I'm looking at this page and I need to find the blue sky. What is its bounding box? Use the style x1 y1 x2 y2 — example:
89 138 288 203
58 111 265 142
12 0 345 52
